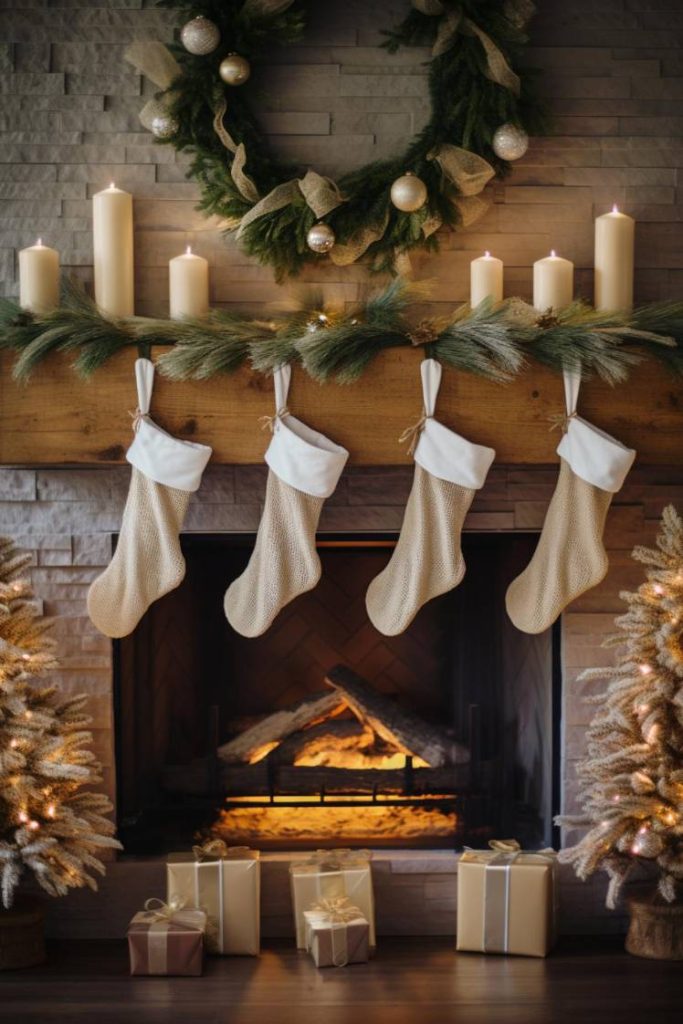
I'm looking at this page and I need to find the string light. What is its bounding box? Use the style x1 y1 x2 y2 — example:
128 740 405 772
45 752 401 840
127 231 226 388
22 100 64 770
46 804 56 818
28 820 40 831
639 664 652 676
653 584 664 596
17 810 28 824
9 738 18 749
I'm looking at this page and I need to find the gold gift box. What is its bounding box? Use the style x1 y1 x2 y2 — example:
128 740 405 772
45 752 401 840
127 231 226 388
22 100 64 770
290 852 376 950
304 911 370 968
167 849 260 956
456 846 557 958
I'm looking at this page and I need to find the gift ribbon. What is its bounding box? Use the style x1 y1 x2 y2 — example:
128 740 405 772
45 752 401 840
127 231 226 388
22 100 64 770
298 848 372 874
306 897 364 967
135 897 205 974
190 840 254 953
463 840 556 954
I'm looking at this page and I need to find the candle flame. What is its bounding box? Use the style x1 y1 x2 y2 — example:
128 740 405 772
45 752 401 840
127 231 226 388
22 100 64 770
612 203 619 213
109 181 115 190
37 237 43 247
185 244 192 255
484 250 491 258
550 249 557 258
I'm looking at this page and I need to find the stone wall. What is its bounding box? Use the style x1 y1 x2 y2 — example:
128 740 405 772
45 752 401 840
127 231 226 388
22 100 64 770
0 0 682 313
1 461 681 936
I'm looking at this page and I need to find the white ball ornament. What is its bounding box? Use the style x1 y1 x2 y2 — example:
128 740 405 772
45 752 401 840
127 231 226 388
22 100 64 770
390 172 428 213
306 222 335 254
150 113 179 139
180 16 221 56
219 53 251 86
492 123 529 161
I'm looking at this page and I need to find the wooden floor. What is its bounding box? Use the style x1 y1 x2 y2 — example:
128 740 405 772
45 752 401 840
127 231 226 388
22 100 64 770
1 938 681 1024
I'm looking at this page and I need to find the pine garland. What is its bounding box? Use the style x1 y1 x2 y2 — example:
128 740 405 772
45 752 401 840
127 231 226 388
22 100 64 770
1 279 682 386
129 0 548 279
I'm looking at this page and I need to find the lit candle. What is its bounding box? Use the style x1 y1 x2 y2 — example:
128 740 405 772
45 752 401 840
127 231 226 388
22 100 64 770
19 238 60 314
470 251 503 307
169 245 209 320
594 205 635 311
533 250 574 312
93 183 134 318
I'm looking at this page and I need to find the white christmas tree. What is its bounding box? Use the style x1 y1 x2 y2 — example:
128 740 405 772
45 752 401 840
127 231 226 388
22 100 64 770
0 537 120 907
558 505 683 907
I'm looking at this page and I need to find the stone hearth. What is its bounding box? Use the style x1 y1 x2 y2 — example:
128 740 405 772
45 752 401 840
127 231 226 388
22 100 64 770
2 461 681 937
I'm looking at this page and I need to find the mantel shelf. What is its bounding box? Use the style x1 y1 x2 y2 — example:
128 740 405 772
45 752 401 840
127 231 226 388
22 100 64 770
1 349 681 466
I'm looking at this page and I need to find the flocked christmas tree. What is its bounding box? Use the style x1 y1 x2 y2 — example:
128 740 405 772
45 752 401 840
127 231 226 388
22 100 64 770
558 505 683 907
0 536 120 907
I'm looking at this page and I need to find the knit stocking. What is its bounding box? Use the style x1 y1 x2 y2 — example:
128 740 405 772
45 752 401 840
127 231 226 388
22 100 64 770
225 364 348 638
506 371 636 634
87 359 212 638
366 359 495 636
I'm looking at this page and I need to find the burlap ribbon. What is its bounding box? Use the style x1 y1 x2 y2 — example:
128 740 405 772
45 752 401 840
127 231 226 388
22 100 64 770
305 896 365 967
124 41 183 132
412 1 525 95
425 144 496 232
192 838 252 862
298 849 372 873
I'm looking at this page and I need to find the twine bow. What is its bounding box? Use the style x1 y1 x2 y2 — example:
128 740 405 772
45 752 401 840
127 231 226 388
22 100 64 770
258 407 290 432
192 838 252 862
142 895 186 922
398 412 427 456
488 839 521 855
300 848 372 873
309 896 362 925
128 407 145 433
548 410 577 434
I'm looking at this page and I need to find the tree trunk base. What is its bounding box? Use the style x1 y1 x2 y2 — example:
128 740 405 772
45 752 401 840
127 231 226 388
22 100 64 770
626 890 683 960
0 897 46 970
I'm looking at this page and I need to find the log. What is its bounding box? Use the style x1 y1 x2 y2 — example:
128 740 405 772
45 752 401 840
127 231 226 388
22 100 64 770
217 692 346 764
325 664 469 768
272 719 375 765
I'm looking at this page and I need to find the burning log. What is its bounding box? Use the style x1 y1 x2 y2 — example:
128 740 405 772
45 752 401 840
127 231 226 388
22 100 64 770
324 664 469 768
272 719 373 765
216 691 345 764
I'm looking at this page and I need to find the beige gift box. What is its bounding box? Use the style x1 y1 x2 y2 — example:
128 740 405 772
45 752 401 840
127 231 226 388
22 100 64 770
290 851 375 950
304 908 370 968
128 902 206 977
167 847 260 956
456 843 557 958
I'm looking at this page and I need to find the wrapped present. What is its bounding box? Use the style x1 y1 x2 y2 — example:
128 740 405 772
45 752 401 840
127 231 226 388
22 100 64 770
128 897 206 976
167 840 260 956
290 849 375 950
456 839 558 958
304 897 369 968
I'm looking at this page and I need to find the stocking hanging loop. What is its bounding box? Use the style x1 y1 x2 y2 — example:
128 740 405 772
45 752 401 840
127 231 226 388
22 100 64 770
134 357 155 418
420 358 442 418
563 367 581 417
273 364 291 418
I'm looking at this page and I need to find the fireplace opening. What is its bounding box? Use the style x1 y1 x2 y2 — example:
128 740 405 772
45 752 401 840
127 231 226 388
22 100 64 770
114 532 560 854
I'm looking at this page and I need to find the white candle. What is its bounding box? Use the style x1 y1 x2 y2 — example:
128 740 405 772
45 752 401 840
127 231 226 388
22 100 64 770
19 238 60 315
93 183 134 318
169 245 209 320
594 205 635 311
533 250 574 312
470 251 503 307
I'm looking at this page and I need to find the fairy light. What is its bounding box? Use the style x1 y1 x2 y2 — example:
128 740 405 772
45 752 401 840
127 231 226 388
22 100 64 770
46 804 56 819
639 664 652 676
10 738 18 749
18 810 28 824
636 703 650 714
25 710 32 719
28 820 40 831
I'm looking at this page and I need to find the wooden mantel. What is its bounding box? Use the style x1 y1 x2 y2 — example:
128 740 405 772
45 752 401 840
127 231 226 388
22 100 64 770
1 348 681 466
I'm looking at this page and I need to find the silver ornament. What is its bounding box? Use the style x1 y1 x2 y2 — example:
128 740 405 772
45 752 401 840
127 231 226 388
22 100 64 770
150 112 179 139
492 123 529 161
390 172 428 213
180 16 221 56
219 53 251 86
631 829 664 859
306 222 335 254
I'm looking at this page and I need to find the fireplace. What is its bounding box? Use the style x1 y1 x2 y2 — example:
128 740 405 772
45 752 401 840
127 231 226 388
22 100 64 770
114 532 560 853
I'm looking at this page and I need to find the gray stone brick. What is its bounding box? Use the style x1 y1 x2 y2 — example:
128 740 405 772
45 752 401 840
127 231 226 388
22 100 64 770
0 469 37 501
0 73 65 95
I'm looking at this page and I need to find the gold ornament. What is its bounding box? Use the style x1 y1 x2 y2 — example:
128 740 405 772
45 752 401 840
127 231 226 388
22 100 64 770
390 172 428 213
150 112 179 139
180 16 221 56
631 828 664 859
492 123 529 161
219 53 251 86
306 222 335 254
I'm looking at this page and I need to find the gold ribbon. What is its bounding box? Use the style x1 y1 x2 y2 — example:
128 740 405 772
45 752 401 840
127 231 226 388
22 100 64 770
231 143 260 203
430 145 495 197
328 214 390 266
124 41 183 133
213 97 238 155
488 839 521 855
142 895 187 922
398 412 427 456
309 896 362 925
306 897 364 968
298 848 372 873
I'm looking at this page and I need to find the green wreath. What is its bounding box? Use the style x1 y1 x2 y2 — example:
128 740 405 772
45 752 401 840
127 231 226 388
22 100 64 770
127 0 546 279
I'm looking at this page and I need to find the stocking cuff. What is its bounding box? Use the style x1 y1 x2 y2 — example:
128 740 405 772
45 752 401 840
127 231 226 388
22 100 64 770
127 417 212 492
557 417 635 493
414 419 495 490
265 414 348 498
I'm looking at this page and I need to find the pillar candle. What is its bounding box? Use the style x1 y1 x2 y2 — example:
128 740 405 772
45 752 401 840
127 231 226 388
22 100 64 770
594 205 634 311
93 183 134 318
533 250 574 312
19 239 60 314
470 251 503 307
169 246 209 320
